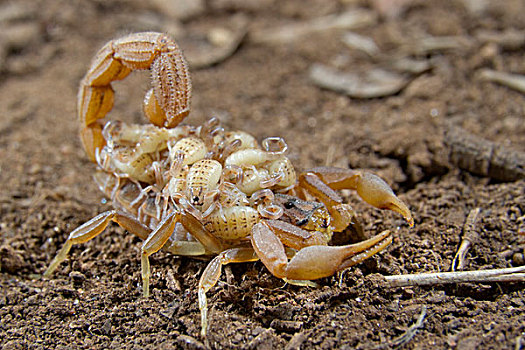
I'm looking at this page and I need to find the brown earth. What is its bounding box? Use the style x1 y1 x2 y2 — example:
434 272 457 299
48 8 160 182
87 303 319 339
1 0 524 349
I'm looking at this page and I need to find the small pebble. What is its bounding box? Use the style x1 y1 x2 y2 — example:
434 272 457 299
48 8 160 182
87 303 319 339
512 252 524 265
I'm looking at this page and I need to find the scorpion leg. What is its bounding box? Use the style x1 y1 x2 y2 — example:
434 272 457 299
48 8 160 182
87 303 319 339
43 210 151 277
163 223 208 256
263 219 332 249
141 209 226 297
140 211 180 297
79 32 191 161
295 172 365 233
179 210 225 254
164 240 207 256
198 248 258 337
251 221 392 281
299 167 413 227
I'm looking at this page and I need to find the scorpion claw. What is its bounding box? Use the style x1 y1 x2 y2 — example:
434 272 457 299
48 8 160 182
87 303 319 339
355 172 414 227
251 222 392 281
303 167 413 227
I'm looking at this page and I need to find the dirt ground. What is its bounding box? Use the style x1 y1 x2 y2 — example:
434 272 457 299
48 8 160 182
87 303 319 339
1 0 524 349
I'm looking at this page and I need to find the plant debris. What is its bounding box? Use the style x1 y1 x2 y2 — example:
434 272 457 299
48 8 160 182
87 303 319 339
309 64 410 98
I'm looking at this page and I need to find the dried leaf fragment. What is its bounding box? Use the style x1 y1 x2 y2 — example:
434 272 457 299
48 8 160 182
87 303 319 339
478 69 525 94
341 31 380 57
402 35 473 55
184 19 248 69
389 57 433 74
250 9 377 45
475 29 525 50
309 64 409 98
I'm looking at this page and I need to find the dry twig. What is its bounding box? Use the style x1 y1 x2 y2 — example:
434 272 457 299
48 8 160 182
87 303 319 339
451 208 482 271
478 69 525 94
384 266 525 287
374 306 427 349
390 306 427 348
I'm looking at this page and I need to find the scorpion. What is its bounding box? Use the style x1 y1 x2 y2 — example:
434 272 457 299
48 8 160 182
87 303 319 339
43 32 413 337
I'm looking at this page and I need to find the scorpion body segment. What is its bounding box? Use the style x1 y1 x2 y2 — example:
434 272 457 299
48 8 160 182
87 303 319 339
186 159 222 201
205 206 260 241
44 32 413 338
170 136 207 166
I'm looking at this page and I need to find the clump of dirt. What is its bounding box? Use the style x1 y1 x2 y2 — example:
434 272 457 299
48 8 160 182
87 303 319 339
0 0 524 349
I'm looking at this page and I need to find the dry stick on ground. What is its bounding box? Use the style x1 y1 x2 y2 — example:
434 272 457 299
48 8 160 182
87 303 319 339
383 266 525 287
374 306 427 349
478 69 525 94
515 334 524 350
451 208 482 271
390 306 427 348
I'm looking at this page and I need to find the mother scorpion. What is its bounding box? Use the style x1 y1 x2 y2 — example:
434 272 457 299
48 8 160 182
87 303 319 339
43 32 413 336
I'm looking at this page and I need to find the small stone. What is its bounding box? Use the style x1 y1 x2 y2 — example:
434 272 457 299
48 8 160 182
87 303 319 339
512 252 524 265
69 271 86 283
101 319 111 335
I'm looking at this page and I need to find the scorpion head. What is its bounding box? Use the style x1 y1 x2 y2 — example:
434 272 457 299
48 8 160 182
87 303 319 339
275 193 333 240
